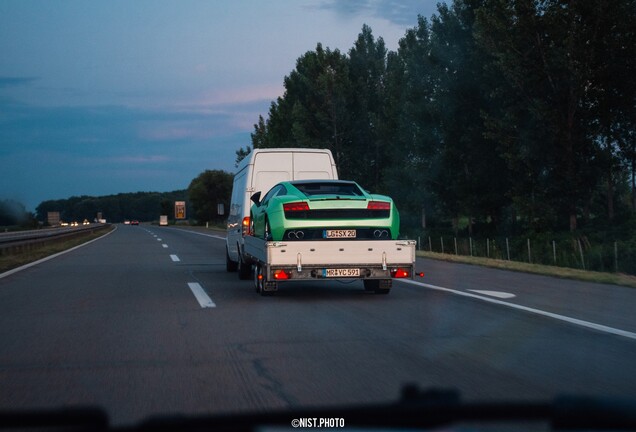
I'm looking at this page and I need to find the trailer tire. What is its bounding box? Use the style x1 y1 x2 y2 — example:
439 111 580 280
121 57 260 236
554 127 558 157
254 264 274 296
363 279 392 295
254 264 262 293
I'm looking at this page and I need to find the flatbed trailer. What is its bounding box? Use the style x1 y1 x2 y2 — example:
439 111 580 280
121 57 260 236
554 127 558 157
243 235 417 295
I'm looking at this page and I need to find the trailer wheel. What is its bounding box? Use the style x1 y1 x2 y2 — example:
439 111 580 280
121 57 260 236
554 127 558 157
254 264 274 296
254 264 262 293
363 279 392 295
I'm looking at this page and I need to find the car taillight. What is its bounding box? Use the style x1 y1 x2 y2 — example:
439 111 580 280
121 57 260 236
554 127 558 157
367 201 391 210
283 202 310 212
391 268 410 278
242 216 251 236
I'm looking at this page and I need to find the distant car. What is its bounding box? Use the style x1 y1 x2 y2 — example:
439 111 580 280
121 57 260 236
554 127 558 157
130 220 139 225
124 220 131 225
249 180 399 242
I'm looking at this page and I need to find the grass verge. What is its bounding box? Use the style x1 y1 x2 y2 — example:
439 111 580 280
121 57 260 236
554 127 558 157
0 225 114 274
416 250 636 288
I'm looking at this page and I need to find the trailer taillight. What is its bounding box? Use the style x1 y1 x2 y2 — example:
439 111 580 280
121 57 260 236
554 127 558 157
273 269 291 280
391 268 410 278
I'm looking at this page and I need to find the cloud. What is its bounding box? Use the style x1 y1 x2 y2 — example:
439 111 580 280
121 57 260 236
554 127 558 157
0 77 38 89
316 0 439 27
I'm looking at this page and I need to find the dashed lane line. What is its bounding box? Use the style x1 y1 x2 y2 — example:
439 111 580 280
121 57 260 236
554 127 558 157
169 228 225 240
187 282 216 308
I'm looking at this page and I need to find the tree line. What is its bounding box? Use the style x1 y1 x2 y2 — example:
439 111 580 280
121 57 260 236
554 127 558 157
244 0 636 237
28 170 234 226
35 191 188 224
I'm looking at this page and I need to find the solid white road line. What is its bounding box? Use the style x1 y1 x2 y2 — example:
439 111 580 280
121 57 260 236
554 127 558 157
0 226 117 279
468 290 516 299
187 282 216 308
401 279 636 341
170 255 180 262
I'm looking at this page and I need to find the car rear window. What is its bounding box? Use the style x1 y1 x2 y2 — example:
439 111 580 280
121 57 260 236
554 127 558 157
293 182 364 197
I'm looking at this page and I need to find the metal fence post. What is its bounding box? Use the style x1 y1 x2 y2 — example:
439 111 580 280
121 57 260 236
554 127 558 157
506 238 510 261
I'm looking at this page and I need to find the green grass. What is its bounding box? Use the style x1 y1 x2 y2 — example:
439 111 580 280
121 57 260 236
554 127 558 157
417 250 636 288
0 225 114 274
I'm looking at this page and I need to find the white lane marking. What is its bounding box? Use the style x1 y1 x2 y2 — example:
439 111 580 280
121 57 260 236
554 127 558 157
188 282 216 308
170 255 180 262
170 228 225 240
400 279 636 341
157 238 162 241
468 290 516 299
162 244 168 248
0 226 117 279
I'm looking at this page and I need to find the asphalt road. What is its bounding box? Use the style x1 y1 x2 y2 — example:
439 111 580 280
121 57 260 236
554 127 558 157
1 225 635 426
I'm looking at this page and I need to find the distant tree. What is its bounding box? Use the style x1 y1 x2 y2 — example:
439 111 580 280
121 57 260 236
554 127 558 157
348 24 389 191
187 170 233 224
475 0 634 231
0 199 32 226
252 43 353 174
35 191 187 223
235 145 252 167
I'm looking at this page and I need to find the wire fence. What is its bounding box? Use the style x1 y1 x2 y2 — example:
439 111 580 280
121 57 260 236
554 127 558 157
417 235 636 275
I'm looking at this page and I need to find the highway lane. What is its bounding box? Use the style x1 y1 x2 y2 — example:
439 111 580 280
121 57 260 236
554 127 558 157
0 225 635 426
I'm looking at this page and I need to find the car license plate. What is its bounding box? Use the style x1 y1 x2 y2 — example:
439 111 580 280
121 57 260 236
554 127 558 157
324 229 356 239
323 268 360 278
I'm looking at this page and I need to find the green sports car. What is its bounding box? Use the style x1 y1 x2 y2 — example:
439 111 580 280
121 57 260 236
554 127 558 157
249 180 400 241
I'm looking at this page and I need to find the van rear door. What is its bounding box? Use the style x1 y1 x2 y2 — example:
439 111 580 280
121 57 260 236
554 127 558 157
293 151 337 180
251 152 293 196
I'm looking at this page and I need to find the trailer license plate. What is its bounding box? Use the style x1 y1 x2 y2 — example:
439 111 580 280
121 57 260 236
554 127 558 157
323 268 360 278
324 229 356 238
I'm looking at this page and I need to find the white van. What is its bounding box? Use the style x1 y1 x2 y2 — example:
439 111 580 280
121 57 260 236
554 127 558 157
226 148 338 278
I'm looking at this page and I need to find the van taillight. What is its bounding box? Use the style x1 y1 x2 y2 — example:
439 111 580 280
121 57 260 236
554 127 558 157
367 201 391 210
242 217 251 236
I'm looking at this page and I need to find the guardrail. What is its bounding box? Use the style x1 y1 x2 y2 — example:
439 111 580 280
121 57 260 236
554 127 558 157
0 224 112 256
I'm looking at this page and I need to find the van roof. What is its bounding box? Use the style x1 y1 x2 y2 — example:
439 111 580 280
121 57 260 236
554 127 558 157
235 148 334 171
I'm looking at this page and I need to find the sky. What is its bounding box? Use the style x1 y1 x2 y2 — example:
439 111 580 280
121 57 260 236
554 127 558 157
1 0 441 211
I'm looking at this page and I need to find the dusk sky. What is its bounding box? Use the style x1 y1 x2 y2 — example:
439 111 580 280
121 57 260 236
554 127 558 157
1 1 440 211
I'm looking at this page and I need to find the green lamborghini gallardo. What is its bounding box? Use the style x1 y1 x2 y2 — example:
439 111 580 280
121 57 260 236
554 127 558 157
249 180 400 241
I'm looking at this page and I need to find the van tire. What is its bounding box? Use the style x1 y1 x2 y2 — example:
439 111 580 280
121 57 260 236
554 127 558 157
237 250 252 280
226 247 238 272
